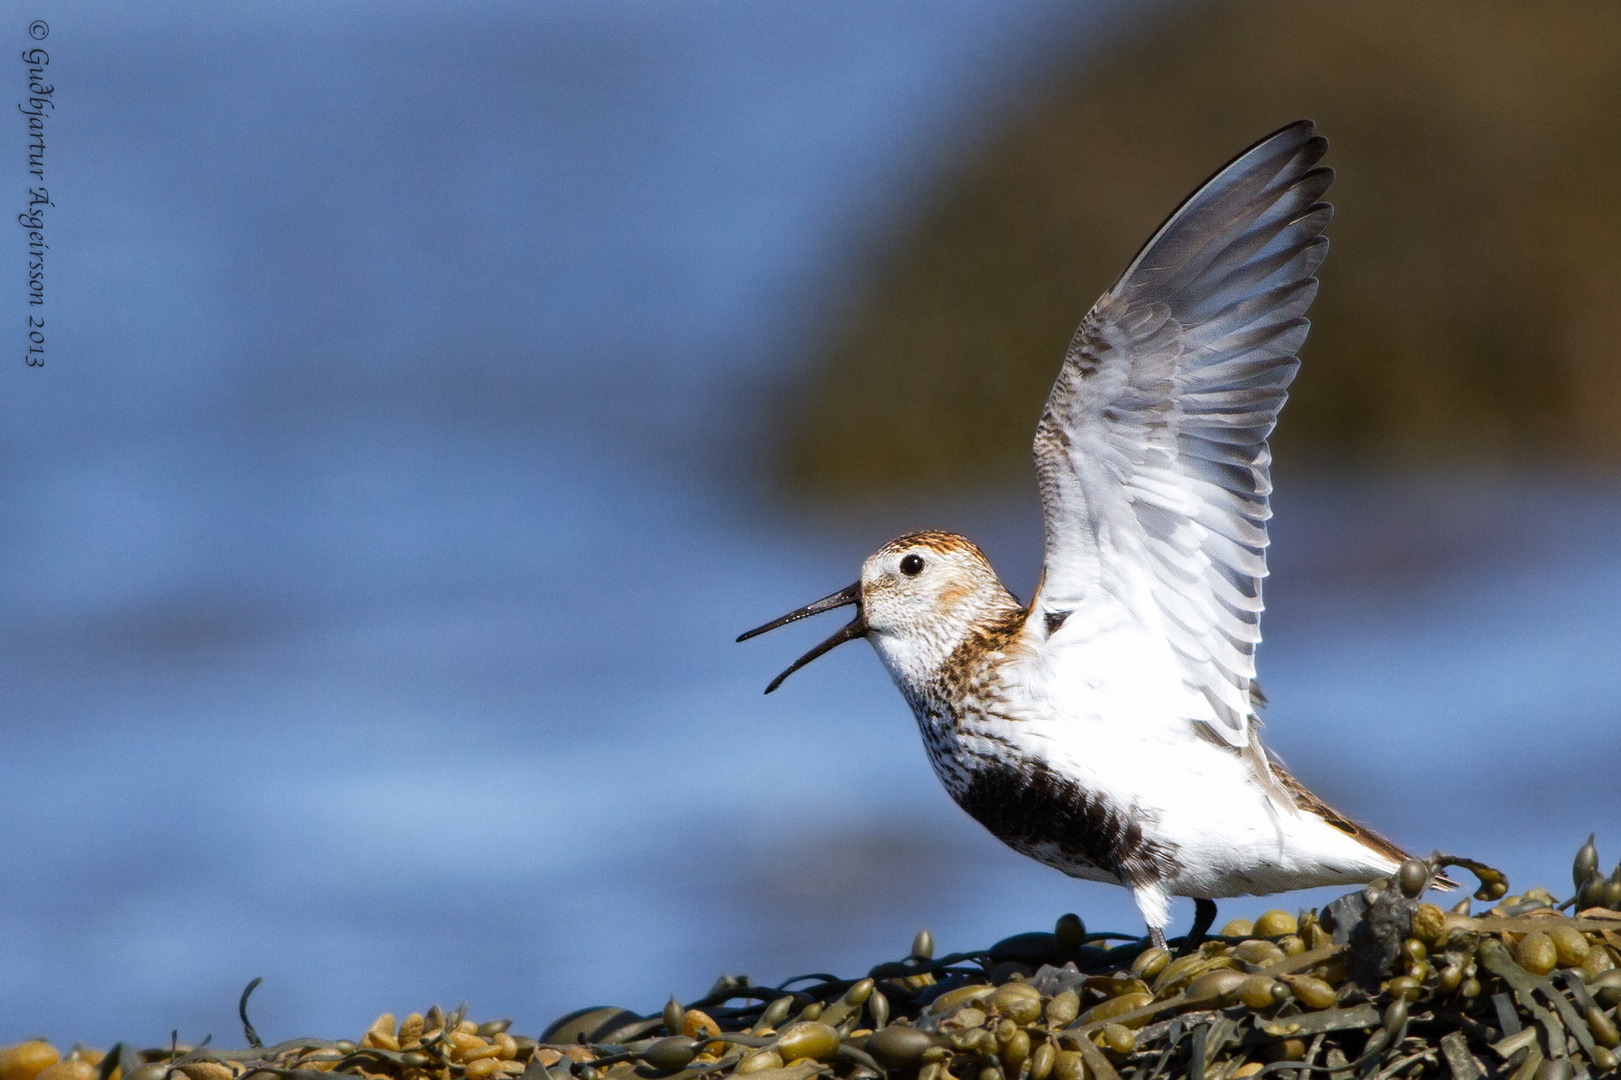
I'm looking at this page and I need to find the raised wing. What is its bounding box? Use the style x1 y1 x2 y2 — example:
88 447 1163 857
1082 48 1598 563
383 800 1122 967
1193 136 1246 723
1030 121 1331 751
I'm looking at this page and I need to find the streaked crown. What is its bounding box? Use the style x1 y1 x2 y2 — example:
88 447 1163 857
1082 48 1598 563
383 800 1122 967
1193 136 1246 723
737 529 1022 697
859 531 1021 696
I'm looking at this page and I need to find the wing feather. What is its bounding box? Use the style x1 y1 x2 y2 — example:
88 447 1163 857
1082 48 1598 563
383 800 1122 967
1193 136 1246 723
1030 121 1332 756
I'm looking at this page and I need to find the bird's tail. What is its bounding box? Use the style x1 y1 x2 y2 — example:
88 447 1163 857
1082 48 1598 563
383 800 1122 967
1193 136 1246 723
1270 759 1457 891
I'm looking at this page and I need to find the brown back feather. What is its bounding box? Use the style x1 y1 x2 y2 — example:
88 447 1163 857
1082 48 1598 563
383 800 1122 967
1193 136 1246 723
1271 762 1408 865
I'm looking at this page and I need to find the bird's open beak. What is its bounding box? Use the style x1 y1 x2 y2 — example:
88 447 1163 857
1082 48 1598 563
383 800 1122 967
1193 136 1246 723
737 581 866 694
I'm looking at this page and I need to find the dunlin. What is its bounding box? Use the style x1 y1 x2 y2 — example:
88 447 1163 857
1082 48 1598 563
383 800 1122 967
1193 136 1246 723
740 122 1427 948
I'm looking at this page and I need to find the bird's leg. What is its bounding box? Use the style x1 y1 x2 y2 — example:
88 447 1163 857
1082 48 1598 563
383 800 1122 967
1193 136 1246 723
1181 898 1218 954
1132 882 1172 954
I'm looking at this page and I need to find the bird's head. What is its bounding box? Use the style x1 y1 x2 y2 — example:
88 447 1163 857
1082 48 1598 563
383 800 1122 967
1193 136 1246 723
738 530 1019 694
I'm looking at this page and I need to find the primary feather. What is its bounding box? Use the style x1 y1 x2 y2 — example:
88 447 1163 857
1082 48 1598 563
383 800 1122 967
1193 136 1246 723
1031 120 1331 758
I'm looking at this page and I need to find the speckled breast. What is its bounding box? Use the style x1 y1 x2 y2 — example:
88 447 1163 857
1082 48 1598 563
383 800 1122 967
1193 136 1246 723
911 699 1178 888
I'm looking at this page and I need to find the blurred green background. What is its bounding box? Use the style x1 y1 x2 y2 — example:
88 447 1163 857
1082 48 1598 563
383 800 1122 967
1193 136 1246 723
783 0 1621 493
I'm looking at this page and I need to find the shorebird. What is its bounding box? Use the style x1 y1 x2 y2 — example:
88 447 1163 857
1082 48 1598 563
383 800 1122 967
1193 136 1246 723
739 122 1423 949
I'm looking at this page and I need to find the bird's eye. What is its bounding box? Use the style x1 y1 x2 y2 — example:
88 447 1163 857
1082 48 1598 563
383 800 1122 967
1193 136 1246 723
900 553 924 576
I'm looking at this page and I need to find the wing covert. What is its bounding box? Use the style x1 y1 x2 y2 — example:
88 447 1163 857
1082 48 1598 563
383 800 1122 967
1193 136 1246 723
1030 121 1332 750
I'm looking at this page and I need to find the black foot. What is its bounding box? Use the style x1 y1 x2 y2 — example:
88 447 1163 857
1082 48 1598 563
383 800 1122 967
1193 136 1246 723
1180 898 1218 954
1148 926 1167 951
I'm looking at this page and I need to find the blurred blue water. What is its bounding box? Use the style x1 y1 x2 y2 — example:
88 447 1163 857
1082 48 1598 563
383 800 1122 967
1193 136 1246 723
1 0 1619 1051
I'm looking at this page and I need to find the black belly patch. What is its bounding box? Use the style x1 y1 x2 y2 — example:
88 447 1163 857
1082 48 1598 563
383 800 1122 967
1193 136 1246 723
955 757 1177 886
